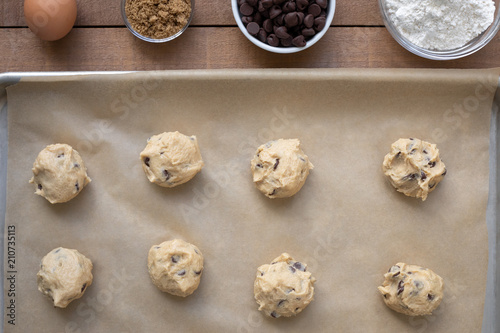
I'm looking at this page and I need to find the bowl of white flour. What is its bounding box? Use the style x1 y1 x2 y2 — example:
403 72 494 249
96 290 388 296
379 0 500 60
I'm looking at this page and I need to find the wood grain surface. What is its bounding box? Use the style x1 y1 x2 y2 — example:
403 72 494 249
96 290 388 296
0 0 499 71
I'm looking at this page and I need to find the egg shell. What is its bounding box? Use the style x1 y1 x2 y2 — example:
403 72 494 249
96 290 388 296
24 0 77 41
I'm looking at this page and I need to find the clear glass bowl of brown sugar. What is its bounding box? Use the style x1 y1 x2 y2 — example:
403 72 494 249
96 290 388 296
121 0 195 43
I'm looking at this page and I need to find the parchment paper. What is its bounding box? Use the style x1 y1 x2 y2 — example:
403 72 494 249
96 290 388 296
3 69 500 332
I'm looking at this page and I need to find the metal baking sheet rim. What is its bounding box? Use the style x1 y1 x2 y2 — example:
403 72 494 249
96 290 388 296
0 71 498 332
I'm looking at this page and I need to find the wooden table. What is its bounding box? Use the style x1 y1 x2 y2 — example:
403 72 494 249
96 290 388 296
1 0 500 71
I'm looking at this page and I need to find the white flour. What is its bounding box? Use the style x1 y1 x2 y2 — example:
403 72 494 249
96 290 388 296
385 0 496 50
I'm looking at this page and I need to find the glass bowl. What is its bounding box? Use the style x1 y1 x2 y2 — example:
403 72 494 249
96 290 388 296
121 0 195 43
232 0 336 54
379 0 500 60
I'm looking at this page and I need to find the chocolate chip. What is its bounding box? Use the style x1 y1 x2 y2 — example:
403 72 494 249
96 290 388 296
247 22 260 35
258 1 266 12
269 189 277 196
429 183 436 189
171 255 179 263
284 12 299 27
270 311 279 318
280 36 293 46
428 294 434 301
295 307 299 311
269 5 282 18
237 0 246 6
248 0 258 5
442 169 447 176
292 35 306 47
428 161 436 168
271 261 278 265
81 283 87 293
282 1 296 13
383 294 388 299
397 280 404 295
256 163 263 168
257 28 268 42
274 26 290 39
163 170 170 180
242 15 253 24
293 262 306 271
392 271 400 277
74 163 80 168
240 3 254 15
414 280 423 289
410 148 417 154
273 159 280 170
273 0 286 3
38 184 43 190
263 18 273 32
302 28 315 37
289 265 296 273
402 173 417 181
296 0 309 11
423 149 428 154
278 300 286 307
316 0 327 9
75 182 80 192
55 248 61 253
144 157 150 167
177 270 186 276
308 3 321 16
267 34 280 46
57 153 64 158
420 171 427 181
304 13 314 28
262 0 274 8
154 246 160 249
409 138 414 140
314 16 326 31
273 13 285 25
195 270 202 275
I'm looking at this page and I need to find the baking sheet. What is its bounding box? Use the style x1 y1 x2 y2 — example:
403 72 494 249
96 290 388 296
1 69 499 332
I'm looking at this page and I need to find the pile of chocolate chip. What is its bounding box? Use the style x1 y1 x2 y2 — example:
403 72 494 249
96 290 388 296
237 0 328 48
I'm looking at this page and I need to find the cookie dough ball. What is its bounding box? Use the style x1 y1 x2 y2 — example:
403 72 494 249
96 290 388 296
254 253 316 318
251 139 313 198
140 132 204 188
29 144 91 204
37 247 93 308
147 239 204 297
383 138 446 201
378 263 444 316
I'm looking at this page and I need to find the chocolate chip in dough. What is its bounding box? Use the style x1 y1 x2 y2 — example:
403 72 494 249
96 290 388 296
144 157 150 167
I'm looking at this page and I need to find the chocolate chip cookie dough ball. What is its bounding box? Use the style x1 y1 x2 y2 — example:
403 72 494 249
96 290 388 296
378 263 444 316
37 247 93 308
29 144 91 204
251 139 313 198
254 253 316 318
383 138 446 201
140 132 204 188
147 239 204 297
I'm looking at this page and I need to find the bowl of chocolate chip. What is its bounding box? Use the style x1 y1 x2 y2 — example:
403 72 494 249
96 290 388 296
232 0 335 53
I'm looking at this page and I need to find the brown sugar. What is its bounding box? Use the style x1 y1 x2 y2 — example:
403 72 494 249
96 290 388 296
125 0 192 39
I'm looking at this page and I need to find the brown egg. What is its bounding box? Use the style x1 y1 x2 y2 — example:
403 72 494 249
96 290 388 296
24 0 77 41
